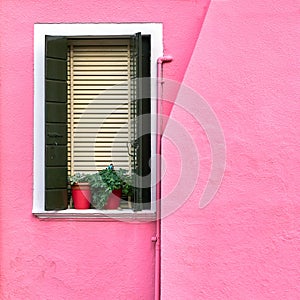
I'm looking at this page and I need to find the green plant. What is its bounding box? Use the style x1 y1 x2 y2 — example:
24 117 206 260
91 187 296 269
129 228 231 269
69 168 133 209
69 173 90 185
117 169 133 198
91 168 133 209
86 172 106 209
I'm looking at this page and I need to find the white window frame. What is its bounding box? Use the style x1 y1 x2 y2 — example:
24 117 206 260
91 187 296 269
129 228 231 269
33 23 163 220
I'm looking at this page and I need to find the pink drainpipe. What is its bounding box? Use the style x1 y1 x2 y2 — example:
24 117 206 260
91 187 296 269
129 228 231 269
153 56 173 300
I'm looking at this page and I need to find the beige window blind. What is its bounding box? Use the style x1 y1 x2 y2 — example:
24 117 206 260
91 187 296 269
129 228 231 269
67 39 131 174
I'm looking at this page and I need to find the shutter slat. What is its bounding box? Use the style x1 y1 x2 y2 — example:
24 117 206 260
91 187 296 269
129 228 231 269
76 146 124 157
73 52 128 57
74 114 126 121
73 80 128 85
70 39 129 46
73 92 128 96
73 70 128 75
74 66 128 71
74 76 127 80
73 57 128 62
73 85 128 90
73 140 128 146
74 61 128 66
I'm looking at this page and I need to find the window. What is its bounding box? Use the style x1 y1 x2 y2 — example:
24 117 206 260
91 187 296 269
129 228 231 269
33 24 163 218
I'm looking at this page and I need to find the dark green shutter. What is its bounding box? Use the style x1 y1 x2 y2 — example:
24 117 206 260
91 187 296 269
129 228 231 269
45 36 68 210
131 33 151 209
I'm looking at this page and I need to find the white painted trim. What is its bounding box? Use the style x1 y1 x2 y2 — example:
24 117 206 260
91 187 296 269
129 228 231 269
34 209 156 222
33 23 163 215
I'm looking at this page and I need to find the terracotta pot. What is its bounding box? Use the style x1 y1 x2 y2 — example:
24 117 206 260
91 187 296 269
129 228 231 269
104 189 122 209
71 183 91 209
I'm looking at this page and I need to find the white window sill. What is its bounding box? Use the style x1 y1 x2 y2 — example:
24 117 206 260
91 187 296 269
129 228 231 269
33 209 156 222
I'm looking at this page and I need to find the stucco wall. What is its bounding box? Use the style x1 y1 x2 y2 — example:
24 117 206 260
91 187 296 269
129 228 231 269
161 0 300 299
0 0 208 299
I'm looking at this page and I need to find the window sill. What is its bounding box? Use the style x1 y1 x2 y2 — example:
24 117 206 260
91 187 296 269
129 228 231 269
33 209 156 222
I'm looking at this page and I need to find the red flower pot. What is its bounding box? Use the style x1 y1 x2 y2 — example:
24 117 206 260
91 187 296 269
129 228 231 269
104 189 122 209
71 183 91 209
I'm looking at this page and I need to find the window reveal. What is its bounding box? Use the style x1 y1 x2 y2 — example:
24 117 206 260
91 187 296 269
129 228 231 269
45 35 151 211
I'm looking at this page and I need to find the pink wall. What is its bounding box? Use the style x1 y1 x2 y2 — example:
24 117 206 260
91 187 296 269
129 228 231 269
0 0 208 298
2 0 298 298
161 0 300 299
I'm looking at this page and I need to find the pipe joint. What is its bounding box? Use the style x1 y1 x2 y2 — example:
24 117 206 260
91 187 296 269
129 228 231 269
157 55 173 64
152 236 158 243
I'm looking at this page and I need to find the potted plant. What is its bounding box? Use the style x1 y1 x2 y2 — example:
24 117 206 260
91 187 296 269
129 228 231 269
89 165 133 209
69 173 91 209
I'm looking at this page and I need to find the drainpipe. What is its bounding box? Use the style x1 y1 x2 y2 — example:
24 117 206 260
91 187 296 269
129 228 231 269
153 55 173 300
